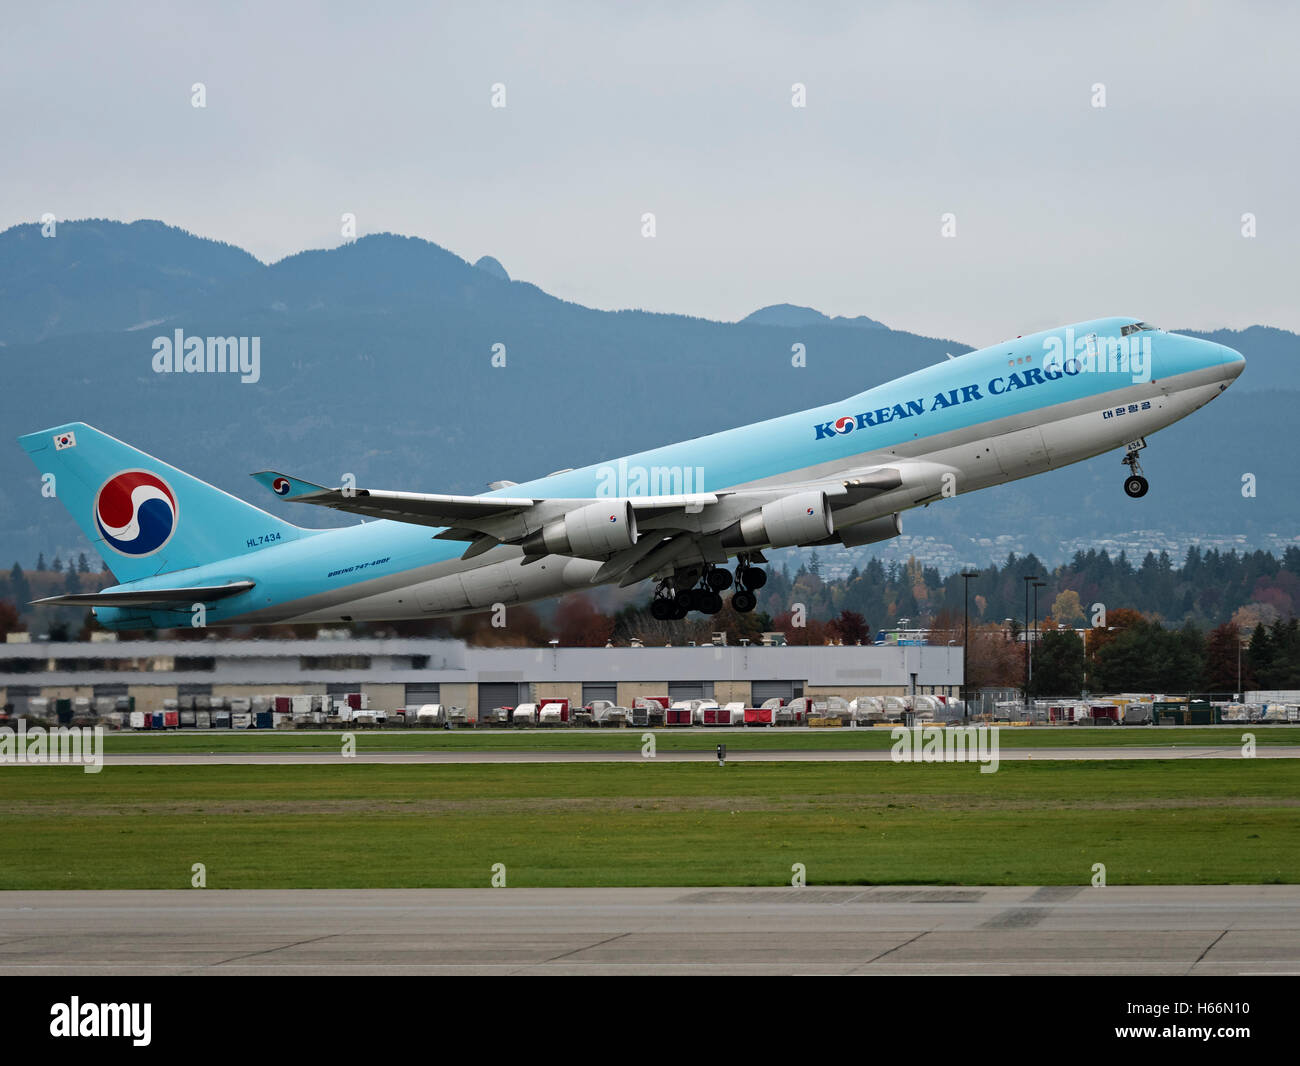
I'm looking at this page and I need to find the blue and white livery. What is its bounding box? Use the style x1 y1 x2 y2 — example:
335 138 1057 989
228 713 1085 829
20 318 1244 628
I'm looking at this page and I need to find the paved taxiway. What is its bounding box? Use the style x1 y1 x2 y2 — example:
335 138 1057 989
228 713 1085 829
1 886 1296 975
74 745 1300 765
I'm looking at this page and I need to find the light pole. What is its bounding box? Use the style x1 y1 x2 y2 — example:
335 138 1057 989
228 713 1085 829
1236 631 1250 701
961 569 979 721
1022 575 1034 704
1031 580 1046 706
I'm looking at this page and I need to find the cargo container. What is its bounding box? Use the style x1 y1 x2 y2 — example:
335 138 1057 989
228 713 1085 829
129 710 146 729
232 712 252 729
778 697 819 725
412 704 444 726
163 710 179 728
539 698 569 723
212 710 232 729
883 695 908 721
665 708 692 726
179 709 196 727
195 710 211 729
150 711 164 729
255 711 273 729
537 703 564 726
744 707 775 727
511 703 538 726
275 696 292 715
1122 703 1153 725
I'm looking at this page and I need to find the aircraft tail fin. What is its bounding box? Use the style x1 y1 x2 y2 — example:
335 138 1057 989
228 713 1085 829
18 422 308 583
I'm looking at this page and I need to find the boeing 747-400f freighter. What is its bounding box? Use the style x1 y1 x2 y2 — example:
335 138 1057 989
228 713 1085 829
22 318 1244 628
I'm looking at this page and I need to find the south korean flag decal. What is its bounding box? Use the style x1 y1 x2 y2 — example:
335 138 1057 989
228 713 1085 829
53 431 77 450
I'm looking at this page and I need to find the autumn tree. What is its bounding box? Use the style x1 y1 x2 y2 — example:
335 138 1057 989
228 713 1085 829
829 609 870 645
553 594 615 647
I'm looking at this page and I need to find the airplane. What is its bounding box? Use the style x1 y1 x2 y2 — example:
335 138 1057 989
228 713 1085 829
20 317 1244 630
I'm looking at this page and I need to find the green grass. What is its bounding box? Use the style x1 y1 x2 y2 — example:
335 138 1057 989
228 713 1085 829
2 760 1296 889
98 724 1300 754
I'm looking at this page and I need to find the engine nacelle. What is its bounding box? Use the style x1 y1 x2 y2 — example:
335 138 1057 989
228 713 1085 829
519 500 638 557
721 491 833 549
836 512 901 548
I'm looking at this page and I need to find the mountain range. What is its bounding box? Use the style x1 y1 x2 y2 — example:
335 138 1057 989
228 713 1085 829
1 219 1295 573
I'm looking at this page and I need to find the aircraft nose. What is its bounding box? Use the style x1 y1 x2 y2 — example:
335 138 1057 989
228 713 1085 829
1219 343 1246 383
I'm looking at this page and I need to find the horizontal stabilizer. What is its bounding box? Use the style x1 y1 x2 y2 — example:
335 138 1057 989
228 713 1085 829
33 580 255 609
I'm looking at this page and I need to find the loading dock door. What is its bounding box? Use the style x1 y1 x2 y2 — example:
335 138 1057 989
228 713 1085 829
405 683 440 707
582 683 617 706
479 682 526 719
668 681 711 702
751 680 795 705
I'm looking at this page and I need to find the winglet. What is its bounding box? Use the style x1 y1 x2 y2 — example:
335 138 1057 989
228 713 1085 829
251 470 333 502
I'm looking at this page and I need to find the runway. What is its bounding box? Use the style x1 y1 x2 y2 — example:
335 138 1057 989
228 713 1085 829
1 886 1297 975
71 745 1300 765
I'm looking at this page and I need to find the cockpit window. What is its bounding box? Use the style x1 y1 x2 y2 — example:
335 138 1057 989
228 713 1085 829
1120 321 1157 336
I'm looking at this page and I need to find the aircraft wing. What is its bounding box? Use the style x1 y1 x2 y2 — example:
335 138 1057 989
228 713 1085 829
33 581 256 609
251 471 539 529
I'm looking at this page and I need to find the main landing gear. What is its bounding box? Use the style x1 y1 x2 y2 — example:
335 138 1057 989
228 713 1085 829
648 557 768 619
1122 439 1149 498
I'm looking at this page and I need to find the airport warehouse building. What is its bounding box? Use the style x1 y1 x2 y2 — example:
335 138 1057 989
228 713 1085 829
0 637 962 718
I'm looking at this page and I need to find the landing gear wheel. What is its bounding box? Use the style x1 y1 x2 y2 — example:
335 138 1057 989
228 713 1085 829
732 589 757 613
706 567 733 592
699 590 723 615
667 600 689 620
1121 443 1147 499
675 588 696 611
650 599 672 620
738 565 767 590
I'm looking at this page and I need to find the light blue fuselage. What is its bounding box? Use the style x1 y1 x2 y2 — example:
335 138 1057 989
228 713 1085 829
92 318 1245 628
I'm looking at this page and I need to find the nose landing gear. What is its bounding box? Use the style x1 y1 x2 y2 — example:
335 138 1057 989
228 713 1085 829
1121 439 1149 498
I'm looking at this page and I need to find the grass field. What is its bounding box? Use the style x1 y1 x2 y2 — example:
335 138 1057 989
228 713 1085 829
2 759 1296 889
96 724 1300 754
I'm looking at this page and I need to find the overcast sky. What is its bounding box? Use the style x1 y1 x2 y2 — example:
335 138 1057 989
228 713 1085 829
3 1 1296 346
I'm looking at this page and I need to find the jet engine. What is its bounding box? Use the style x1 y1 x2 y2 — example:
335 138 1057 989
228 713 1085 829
835 512 902 547
519 500 638 557
721 491 833 549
